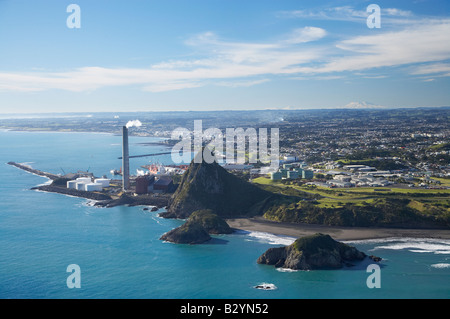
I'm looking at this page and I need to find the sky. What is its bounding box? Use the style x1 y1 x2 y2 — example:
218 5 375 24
0 0 449 113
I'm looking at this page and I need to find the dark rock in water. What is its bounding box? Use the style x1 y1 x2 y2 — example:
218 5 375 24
151 206 158 212
159 209 232 244
143 207 149 211
254 283 277 290
189 209 233 234
369 255 382 262
160 220 211 244
257 233 366 270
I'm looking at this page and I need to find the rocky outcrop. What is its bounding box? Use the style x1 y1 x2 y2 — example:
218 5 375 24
160 220 211 244
257 233 367 270
162 148 274 219
160 210 233 244
189 209 233 234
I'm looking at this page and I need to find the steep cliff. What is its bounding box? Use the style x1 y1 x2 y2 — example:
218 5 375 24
162 149 274 219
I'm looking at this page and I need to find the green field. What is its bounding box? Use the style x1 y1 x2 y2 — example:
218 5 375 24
252 176 450 215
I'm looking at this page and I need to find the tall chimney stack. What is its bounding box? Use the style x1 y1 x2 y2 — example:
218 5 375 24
122 126 130 191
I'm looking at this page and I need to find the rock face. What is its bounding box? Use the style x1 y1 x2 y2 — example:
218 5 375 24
160 210 233 244
162 149 273 219
257 233 366 270
160 220 211 244
189 209 233 234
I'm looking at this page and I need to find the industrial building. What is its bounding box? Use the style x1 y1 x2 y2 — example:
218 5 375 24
268 167 314 180
135 175 155 195
269 171 282 180
67 177 110 192
134 175 174 194
302 169 314 179
153 177 174 193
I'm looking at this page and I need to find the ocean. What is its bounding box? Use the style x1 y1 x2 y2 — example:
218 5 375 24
0 130 449 299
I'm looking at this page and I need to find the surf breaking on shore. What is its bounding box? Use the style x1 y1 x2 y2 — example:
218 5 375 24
226 217 450 241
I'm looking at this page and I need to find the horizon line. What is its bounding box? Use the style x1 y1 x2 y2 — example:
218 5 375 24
1 105 449 116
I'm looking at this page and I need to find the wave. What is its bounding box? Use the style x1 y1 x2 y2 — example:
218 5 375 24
36 179 53 187
83 199 101 207
254 283 277 290
357 237 450 255
276 268 299 273
431 263 450 269
245 231 296 246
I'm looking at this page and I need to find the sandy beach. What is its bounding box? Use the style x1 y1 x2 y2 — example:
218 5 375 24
226 217 450 241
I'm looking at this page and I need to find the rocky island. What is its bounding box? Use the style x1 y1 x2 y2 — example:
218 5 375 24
160 209 233 244
257 233 368 270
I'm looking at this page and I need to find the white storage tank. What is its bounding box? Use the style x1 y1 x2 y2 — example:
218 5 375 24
76 177 92 183
94 178 110 187
67 180 78 189
76 182 87 191
85 183 103 192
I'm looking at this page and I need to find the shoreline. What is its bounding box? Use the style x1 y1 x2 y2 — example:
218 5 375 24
226 216 450 241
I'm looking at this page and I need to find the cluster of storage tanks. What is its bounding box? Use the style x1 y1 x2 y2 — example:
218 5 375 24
67 177 110 192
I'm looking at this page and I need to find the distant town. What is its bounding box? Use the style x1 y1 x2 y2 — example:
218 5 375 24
2 108 449 194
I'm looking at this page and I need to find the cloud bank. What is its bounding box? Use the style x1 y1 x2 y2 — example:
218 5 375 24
0 13 449 93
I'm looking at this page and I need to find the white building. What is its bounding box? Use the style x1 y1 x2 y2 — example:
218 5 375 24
94 178 110 187
85 183 103 192
67 177 106 192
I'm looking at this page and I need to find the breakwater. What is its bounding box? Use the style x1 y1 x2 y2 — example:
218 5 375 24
8 161 60 180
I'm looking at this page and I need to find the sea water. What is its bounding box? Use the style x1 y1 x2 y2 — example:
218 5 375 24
0 130 449 299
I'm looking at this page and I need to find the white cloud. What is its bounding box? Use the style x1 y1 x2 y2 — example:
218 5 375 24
216 78 270 88
384 8 413 17
296 20 450 74
282 27 327 44
0 17 449 93
410 62 450 76
0 29 324 93
278 6 414 25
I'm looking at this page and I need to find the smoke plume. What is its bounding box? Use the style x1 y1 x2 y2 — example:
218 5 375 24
126 120 142 128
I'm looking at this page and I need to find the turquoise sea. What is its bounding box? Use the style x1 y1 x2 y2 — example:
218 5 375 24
0 130 449 299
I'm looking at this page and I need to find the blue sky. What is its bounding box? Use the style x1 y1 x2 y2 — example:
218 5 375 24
0 0 449 113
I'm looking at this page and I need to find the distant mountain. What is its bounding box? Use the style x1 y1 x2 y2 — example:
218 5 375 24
161 148 278 219
342 101 390 109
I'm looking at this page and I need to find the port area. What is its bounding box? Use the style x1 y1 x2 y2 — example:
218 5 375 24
7 161 170 208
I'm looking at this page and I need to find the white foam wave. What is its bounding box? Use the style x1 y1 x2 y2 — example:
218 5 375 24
276 268 299 273
368 238 450 255
36 179 53 187
431 263 450 269
83 200 100 207
246 231 296 246
254 283 277 290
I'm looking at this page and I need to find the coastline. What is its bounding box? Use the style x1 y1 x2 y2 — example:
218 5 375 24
226 216 450 241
